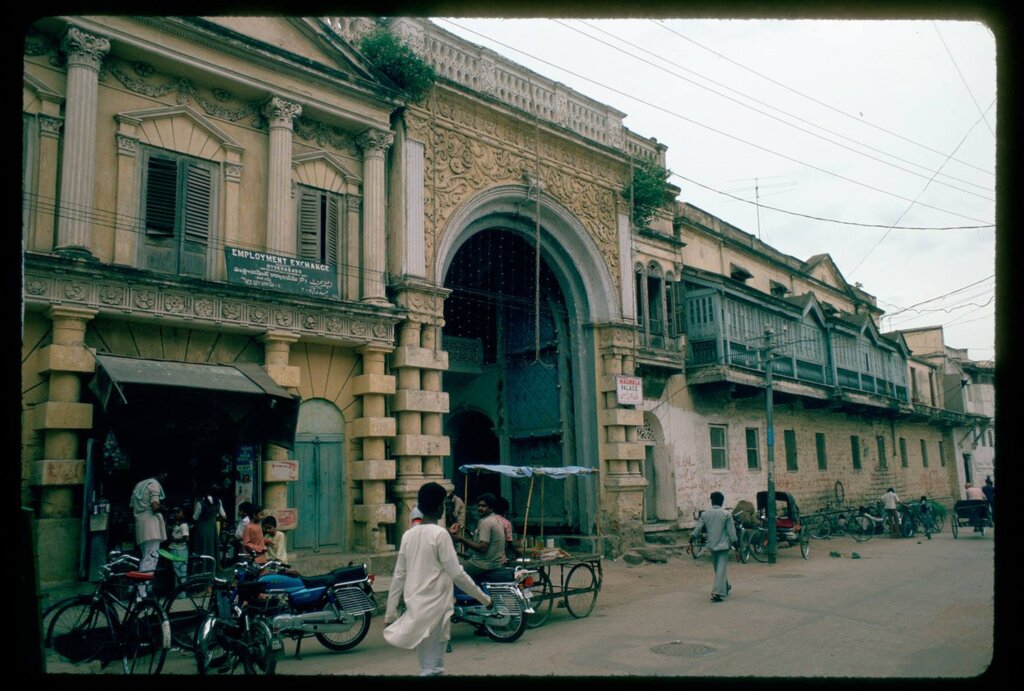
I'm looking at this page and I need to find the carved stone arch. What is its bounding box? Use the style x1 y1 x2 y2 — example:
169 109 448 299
647 261 664 278
118 104 243 163
292 150 362 196
435 183 618 322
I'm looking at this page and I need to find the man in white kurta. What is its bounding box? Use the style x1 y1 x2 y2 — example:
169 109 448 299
130 472 168 596
384 482 491 676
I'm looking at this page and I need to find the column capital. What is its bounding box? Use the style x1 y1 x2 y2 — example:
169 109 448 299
39 114 64 139
356 128 395 156
115 134 137 157
61 26 110 71
260 330 301 346
262 96 303 129
46 305 98 323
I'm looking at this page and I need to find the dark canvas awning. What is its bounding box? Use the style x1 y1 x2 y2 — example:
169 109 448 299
89 353 300 450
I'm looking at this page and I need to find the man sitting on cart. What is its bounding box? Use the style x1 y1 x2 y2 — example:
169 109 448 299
449 492 508 579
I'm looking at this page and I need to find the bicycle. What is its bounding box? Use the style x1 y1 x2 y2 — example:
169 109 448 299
160 554 218 651
46 552 170 674
194 559 278 674
847 503 891 542
689 509 751 563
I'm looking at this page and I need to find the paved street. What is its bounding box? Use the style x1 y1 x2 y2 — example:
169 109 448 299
46 528 995 678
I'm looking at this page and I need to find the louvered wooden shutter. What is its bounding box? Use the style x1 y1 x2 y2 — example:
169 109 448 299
182 163 212 244
324 194 339 266
673 281 687 336
298 187 321 261
145 156 178 236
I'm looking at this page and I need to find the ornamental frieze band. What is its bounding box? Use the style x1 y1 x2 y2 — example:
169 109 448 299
24 268 396 346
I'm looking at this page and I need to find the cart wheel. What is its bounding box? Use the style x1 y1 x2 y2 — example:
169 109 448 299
525 570 553 629
563 563 598 619
951 519 959 539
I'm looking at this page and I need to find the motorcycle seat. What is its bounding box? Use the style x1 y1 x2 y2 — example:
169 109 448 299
474 567 516 583
301 564 367 589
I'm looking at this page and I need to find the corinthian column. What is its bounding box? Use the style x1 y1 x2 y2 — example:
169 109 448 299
54 26 109 259
263 96 303 256
356 128 394 305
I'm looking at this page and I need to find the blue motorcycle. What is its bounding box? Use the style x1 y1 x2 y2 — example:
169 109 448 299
451 565 536 642
226 557 378 657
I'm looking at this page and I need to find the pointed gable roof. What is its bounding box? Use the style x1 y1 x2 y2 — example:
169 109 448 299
801 253 853 295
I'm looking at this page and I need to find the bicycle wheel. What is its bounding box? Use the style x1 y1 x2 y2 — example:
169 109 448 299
847 515 875 542
690 536 705 559
807 515 831 540
315 611 371 651
737 530 751 563
900 514 916 539
563 563 598 618
834 480 846 505
196 617 237 674
48 596 116 663
162 579 213 651
931 512 945 534
242 619 277 675
42 595 85 646
747 528 768 562
799 529 810 559
951 517 959 539
526 569 554 628
121 597 168 674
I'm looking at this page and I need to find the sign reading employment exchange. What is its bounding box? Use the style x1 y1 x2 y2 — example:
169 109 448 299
225 246 338 299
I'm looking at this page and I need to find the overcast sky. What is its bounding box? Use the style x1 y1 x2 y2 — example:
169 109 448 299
435 17 997 362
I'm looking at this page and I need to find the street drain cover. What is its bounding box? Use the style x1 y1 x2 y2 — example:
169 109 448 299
651 641 716 657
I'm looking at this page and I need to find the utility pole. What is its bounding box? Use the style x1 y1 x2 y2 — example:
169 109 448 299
762 326 778 563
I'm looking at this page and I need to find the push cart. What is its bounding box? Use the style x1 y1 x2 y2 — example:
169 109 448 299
458 464 603 629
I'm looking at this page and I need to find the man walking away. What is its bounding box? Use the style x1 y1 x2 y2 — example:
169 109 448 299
881 487 900 538
384 482 492 676
691 491 737 602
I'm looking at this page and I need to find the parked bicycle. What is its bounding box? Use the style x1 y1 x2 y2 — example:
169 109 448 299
690 508 751 563
194 559 279 675
46 550 170 674
847 503 892 542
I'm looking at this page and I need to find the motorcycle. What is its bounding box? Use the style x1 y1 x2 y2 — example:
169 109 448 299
451 565 536 643
233 556 378 657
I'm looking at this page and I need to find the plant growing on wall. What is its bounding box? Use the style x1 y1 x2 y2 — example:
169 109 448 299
358 28 437 102
624 158 670 230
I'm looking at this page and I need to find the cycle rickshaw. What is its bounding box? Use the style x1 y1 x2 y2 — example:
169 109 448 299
748 490 810 560
951 499 993 538
457 464 603 629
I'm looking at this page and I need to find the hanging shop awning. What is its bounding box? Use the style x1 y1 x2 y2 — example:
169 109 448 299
89 353 300 449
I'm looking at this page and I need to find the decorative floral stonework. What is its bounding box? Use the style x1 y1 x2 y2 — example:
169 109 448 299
163 294 187 313
63 281 87 301
133 290 156 309
274 310 295 328
98 285 126 306
250 306 269 324
26 278 48 296
222 303 242 320
194 299 215 318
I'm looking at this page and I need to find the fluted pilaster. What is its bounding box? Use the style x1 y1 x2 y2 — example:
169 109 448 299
356 128 394 305
263 96 303 256
54 26 109 259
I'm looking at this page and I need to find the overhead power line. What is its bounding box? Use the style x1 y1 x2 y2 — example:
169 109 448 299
438 19 994 226
567 18 993 200
650 19 995 178
669 173 992 230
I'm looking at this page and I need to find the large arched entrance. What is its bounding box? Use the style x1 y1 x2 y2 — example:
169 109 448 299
438 186 615 536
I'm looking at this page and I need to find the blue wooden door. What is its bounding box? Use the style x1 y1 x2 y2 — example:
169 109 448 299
290 436 343 552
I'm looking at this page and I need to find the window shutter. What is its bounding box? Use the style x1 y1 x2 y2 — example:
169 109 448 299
325 194 339 266
673 281 687 336
298 187 321 261
145 156 178 236
182 163 212 244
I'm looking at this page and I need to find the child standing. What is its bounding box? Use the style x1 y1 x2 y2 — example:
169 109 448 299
240 503 267 564
918 496 933 539
262 515 288 565
167 507 190 585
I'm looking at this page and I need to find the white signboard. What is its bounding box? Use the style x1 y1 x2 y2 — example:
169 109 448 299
616 375 643 405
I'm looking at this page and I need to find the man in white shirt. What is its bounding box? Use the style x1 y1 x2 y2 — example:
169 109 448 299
881 488 900 538
691 491 738 602
130 472 168 594
384 482 492 676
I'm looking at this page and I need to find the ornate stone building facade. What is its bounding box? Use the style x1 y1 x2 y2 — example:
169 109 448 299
23 16 668 584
